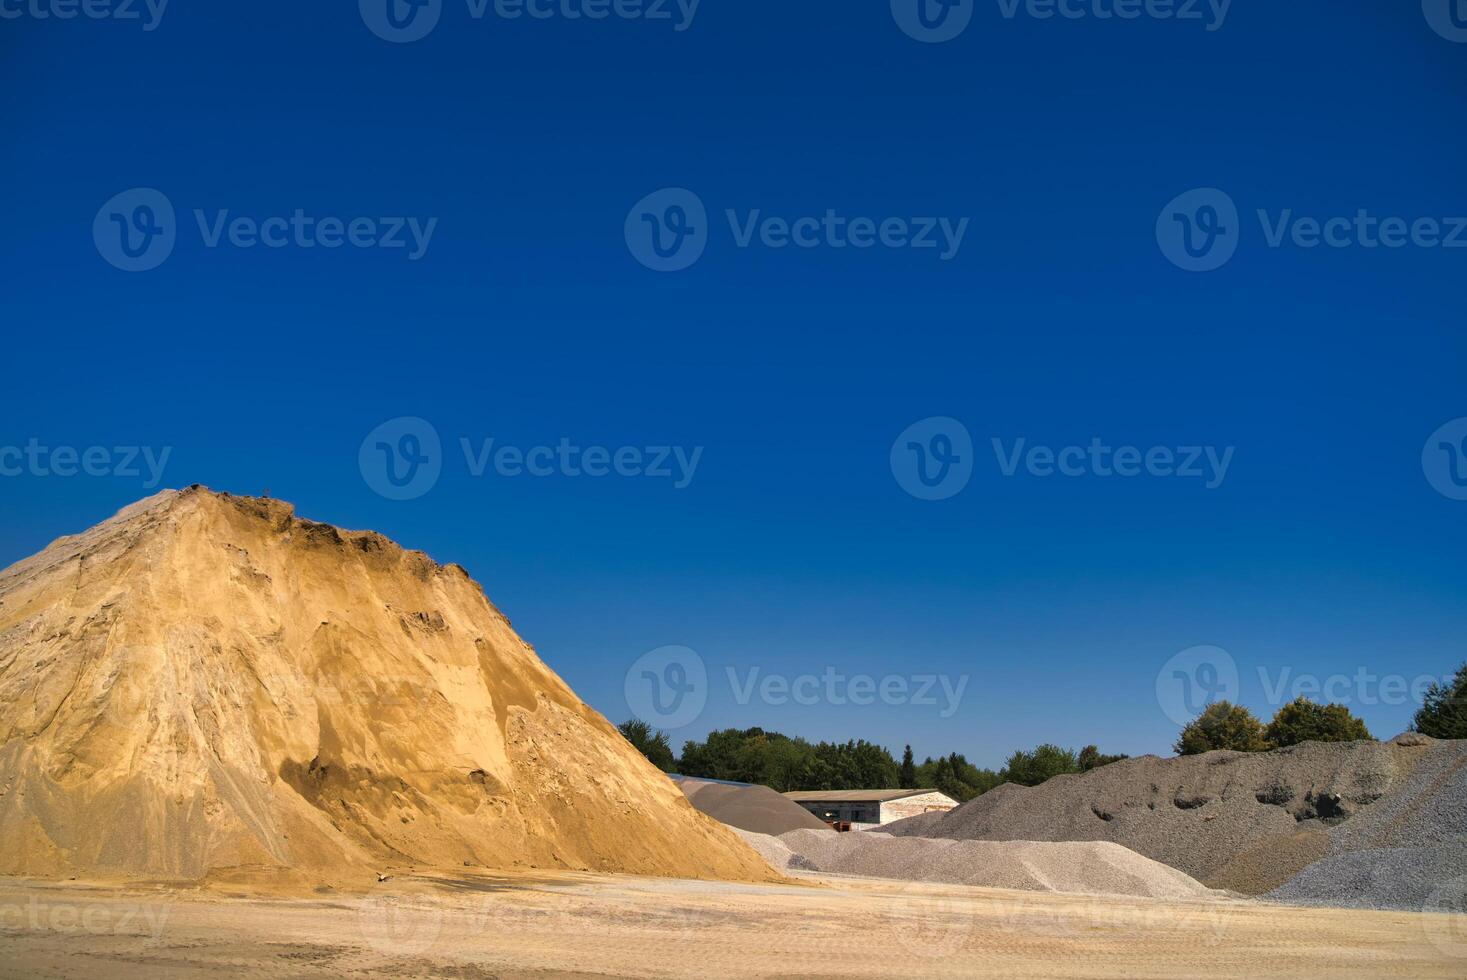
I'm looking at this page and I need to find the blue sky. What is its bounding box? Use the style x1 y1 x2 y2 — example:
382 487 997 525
2 2 1465 767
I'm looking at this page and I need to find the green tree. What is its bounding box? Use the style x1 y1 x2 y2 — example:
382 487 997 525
1001 744 1080 787
1175 701 1269 756
1264 698 1372 747
1077 745 1129 772
1414 663 1467 739
899 745 916 789
617 719 676 772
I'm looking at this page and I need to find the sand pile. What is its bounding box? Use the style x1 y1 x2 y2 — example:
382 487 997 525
0 488 771 885
672 776 831 835
883 738 1438 891
753 828 1214 898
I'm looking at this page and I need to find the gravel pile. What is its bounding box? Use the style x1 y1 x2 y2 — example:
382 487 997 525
1265 737 1467 910
731 829 820 872
671 776 832 835
883 737 1438 890
766 828 1214 899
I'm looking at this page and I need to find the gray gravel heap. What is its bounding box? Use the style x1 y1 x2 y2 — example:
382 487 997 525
1265 737 1467 910
883 735 1467 909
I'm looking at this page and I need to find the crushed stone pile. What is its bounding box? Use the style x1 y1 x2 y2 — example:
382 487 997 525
672 776 831 835
882 737 1438 889
1265 736 1467 910
0 488 772 886
732 829 819 871
761 828 1215 899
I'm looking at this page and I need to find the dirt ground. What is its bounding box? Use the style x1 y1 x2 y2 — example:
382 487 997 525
0 872 1462 979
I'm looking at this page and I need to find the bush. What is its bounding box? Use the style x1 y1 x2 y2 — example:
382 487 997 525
915 753 1002 802
1175 701 1269 755
1001 744 1079 786
617 719 676 772
1264 698 1371 747
1414 663 1467 739
1078 745 1129 771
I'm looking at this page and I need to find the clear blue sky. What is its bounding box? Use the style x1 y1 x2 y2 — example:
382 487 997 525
2 2 1465 768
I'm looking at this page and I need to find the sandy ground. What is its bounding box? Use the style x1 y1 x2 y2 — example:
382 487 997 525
0 872 1462 979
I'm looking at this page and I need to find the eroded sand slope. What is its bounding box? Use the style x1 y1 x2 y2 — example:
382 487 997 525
0 488 770 884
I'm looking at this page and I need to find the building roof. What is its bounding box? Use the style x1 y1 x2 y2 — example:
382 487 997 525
782 789 948 804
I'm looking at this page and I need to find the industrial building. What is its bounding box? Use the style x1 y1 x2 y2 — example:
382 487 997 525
783 789 958 829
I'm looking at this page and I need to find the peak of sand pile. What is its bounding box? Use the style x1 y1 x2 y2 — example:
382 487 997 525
0 488 772 885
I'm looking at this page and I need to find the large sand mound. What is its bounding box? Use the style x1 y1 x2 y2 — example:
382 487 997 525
0 488 772 885
883 737 1445 892
765 828 1215 899
672 776 831 835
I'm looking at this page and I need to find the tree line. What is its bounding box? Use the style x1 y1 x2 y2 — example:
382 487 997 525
614 721 1129 802
1175 661 1467 753
618 662 1467 801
